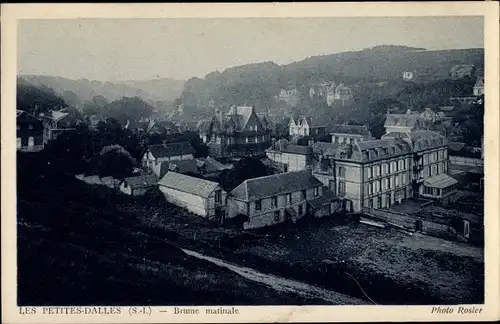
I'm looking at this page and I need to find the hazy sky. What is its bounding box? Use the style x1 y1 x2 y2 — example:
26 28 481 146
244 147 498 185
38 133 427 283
18 17 483 82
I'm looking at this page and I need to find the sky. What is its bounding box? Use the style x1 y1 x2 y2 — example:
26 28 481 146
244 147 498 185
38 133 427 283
17 17 484 82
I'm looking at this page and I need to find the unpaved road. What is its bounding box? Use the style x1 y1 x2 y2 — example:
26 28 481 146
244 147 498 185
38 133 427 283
182 249 367 305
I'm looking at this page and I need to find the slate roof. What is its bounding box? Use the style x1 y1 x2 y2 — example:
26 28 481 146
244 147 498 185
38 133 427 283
158 171 220 198
266 139 313 155
227 105 254 130
384 114 420 128
168 157 232 176
328 124 372 137
147 141 195 159
230 170 322 202
121 174 158 189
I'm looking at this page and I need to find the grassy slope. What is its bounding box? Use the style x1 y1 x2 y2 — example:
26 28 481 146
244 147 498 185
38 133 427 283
17 173 326 306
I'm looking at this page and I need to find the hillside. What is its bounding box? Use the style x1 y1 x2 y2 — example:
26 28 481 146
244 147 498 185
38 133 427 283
17 75 185 106
178 46 484 117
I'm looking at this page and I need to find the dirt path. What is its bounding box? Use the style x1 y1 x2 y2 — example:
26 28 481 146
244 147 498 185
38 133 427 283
181 249 367 305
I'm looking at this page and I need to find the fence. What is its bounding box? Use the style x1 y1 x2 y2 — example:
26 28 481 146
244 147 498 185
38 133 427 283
449 156 483 167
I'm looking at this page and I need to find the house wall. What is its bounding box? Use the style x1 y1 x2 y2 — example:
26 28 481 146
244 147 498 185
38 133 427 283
384 126 414 134
415 147 448 196
228 186 322 230
266 151 310 172
159 185 208 217
204 188 227 218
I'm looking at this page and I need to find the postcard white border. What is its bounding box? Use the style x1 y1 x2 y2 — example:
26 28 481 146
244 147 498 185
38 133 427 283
2 2 499 323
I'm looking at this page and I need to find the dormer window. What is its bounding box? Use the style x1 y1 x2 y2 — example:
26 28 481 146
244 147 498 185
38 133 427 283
28 124 34 130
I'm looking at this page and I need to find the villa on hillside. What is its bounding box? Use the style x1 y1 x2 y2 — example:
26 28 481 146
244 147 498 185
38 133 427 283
198 105 272 158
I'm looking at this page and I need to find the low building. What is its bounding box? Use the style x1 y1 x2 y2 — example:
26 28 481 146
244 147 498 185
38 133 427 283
328 124 373 144
228 170 334 229
142 141 196 176
309 82 335 101
119 174 158 196
166 157 233 180
384 111 422 134
265 139 314 172
158 171 227 222
16 110 44 152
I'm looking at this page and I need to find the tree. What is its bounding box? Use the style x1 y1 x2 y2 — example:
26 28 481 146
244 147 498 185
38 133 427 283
95 145 135 179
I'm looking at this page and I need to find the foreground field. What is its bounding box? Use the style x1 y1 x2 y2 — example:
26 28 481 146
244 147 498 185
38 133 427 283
237 218 484 305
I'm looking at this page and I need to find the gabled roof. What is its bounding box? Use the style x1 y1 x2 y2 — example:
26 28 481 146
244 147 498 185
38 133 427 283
328 124 372 137
16 110 42 124
298 116 326 128
121 174 158 189
266 139 313 155
230 170 322 202
147 141 196 159
158 171 221 198
227 105 255 130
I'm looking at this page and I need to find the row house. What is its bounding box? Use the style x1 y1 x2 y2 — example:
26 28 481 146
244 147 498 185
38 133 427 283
289 116 326 138
227 170 337 230
141 141 195 177
16 110 44 152
328 124 373 144
198 105 272 158
265 139 314 172
158 171 227 223
277 88 299 107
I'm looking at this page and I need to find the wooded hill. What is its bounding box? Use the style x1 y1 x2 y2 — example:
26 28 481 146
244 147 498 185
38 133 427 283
179 46 484 115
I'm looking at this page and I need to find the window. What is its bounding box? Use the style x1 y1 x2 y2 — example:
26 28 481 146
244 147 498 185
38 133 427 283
28 124 34 130
254 137 258 143
427 166 431 177
313 187 319 197
17 138 21 149
376 196 382 209
402 159 406 170
368 182 373 195
298 204 303 215
395 161 399 172
368 166 373 178
435 152 438 161
378 180 382 192
274 211 280 222
338 181 346 196
387 163 391 174
272 196 278 207
255 200 262 211
245 137 249 144
215 190 222 204
376 165 381 176
28 137 34 147
287 193 292 204
368 199 373 209
442 162 446 173
338 166 346 177
395 175 399 187
444 150 448 159
301 190 307 200
387 177 391 189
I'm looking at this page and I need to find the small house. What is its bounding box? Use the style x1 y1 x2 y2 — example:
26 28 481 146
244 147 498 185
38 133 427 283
142 141 196 175
158 171 227 223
